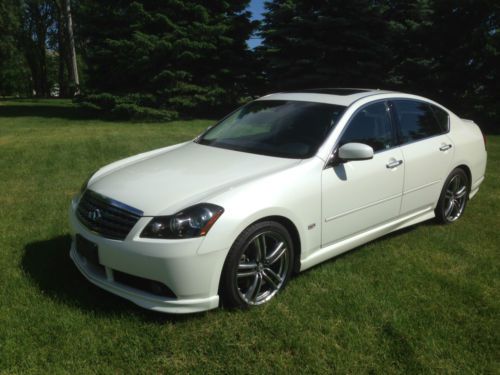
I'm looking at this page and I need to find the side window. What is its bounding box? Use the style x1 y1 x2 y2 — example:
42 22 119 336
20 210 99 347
394 100 443 143
430 104 449 133
339 102 395 152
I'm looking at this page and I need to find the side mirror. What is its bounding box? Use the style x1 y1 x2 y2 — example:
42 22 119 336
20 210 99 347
338 142 374 161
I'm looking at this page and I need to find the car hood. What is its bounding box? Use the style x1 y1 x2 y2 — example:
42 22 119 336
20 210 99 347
89 142 301 216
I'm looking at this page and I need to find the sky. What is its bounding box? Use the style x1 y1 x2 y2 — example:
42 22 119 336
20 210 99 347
247 0 266 49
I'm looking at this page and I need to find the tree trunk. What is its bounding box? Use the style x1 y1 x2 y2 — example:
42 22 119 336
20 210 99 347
39 49 49 97
33 2 49 97
25 48 41 96
25 39 48 97
64 0 79 96
57 6 69 97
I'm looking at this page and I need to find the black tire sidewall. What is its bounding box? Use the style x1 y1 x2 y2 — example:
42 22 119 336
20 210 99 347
220 221 294 309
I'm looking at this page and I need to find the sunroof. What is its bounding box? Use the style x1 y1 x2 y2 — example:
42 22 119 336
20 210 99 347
285 88 372 96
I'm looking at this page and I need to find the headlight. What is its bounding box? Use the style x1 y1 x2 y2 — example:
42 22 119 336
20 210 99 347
140 203 224 239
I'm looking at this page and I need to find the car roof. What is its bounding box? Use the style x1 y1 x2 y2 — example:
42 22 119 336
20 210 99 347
258 88 397 107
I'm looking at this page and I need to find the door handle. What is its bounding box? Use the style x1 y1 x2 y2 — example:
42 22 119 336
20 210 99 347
439 144 452 151
386 160 403 169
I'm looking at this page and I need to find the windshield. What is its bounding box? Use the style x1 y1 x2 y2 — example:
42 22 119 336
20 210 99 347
197 100 346 158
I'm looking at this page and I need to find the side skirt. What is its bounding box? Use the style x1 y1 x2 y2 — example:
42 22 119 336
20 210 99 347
469 175 485 200
299 206 435 271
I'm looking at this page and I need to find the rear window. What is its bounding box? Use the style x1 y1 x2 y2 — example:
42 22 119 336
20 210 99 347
430 104 450 132
393 100 444 143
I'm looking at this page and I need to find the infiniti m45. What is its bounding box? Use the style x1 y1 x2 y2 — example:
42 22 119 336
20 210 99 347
69 88 487 313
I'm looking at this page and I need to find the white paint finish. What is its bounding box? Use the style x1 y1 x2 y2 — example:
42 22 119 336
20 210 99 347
399 134 455 213
470 175 485 199
68 208 226 300
89 142 301 216
70 244 220 313
301 206 435 271
89 142 188 186
198 157 324 260
447 115 487 185
321 148 405 246
338 142 374 160
70 90 487 313
258 90 393 107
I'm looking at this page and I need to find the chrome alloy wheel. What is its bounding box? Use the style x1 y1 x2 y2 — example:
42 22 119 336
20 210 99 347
444 174 468 222
236 231 290 305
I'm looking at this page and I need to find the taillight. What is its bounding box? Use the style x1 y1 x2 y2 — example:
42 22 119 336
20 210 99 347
482 133 487 149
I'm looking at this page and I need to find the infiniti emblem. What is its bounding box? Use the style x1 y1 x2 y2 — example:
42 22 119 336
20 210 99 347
88 208 102 222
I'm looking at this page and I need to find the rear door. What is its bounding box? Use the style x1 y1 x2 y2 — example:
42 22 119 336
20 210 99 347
391 99 454 215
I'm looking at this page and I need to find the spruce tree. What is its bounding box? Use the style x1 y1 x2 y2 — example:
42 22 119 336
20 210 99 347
259 0 393 90
386 0 499 130
79 0 255 115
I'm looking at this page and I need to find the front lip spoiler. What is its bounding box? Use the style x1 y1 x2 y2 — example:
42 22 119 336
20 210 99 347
69 242 219 314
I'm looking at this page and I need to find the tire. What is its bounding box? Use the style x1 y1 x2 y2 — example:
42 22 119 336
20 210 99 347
435 168 469 224
220 221 294 309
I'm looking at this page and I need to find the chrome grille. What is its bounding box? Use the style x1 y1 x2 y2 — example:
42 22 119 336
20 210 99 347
76 190 143 240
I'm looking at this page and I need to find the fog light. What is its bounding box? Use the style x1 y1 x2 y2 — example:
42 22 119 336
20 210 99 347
151 281 169 296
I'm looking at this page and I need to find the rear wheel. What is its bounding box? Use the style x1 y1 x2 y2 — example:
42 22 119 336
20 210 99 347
435 168 469 224
220 221 294 309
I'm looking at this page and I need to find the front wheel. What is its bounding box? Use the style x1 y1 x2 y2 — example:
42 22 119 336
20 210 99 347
435 168 469 224
220 221 294 309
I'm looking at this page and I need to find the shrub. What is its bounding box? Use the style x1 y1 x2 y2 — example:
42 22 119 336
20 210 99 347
111 103 178 122
76 92 179 122
82 93 117 111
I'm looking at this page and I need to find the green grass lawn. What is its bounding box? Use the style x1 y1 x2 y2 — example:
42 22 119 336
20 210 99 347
1 99 498 374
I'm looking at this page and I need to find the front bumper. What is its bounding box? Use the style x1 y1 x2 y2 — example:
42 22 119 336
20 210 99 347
68 200 227 314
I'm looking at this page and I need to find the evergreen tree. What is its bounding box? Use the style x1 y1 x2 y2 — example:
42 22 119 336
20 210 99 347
79 0 256 114
260 0 498 130
430 0 499 130
259 0 393 90
386 0 499 130
384 0 436 91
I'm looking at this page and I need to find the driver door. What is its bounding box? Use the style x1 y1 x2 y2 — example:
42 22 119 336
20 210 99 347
321 101 405 246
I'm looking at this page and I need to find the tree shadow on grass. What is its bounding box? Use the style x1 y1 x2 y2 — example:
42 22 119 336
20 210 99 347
22 235 205 324
0 101 105 122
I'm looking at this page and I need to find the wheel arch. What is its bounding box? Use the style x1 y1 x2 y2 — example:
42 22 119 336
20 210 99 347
452 164 472 190
253 215 302 274
435 164 471 224
217 214 303 307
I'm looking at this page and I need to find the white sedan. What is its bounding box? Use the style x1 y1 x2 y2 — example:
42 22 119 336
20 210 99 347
69 88 487 313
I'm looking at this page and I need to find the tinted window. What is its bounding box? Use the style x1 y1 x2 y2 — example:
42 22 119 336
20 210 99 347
199 100 345 158
430 104 449 132
339 102 395 152
394 100 443 143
